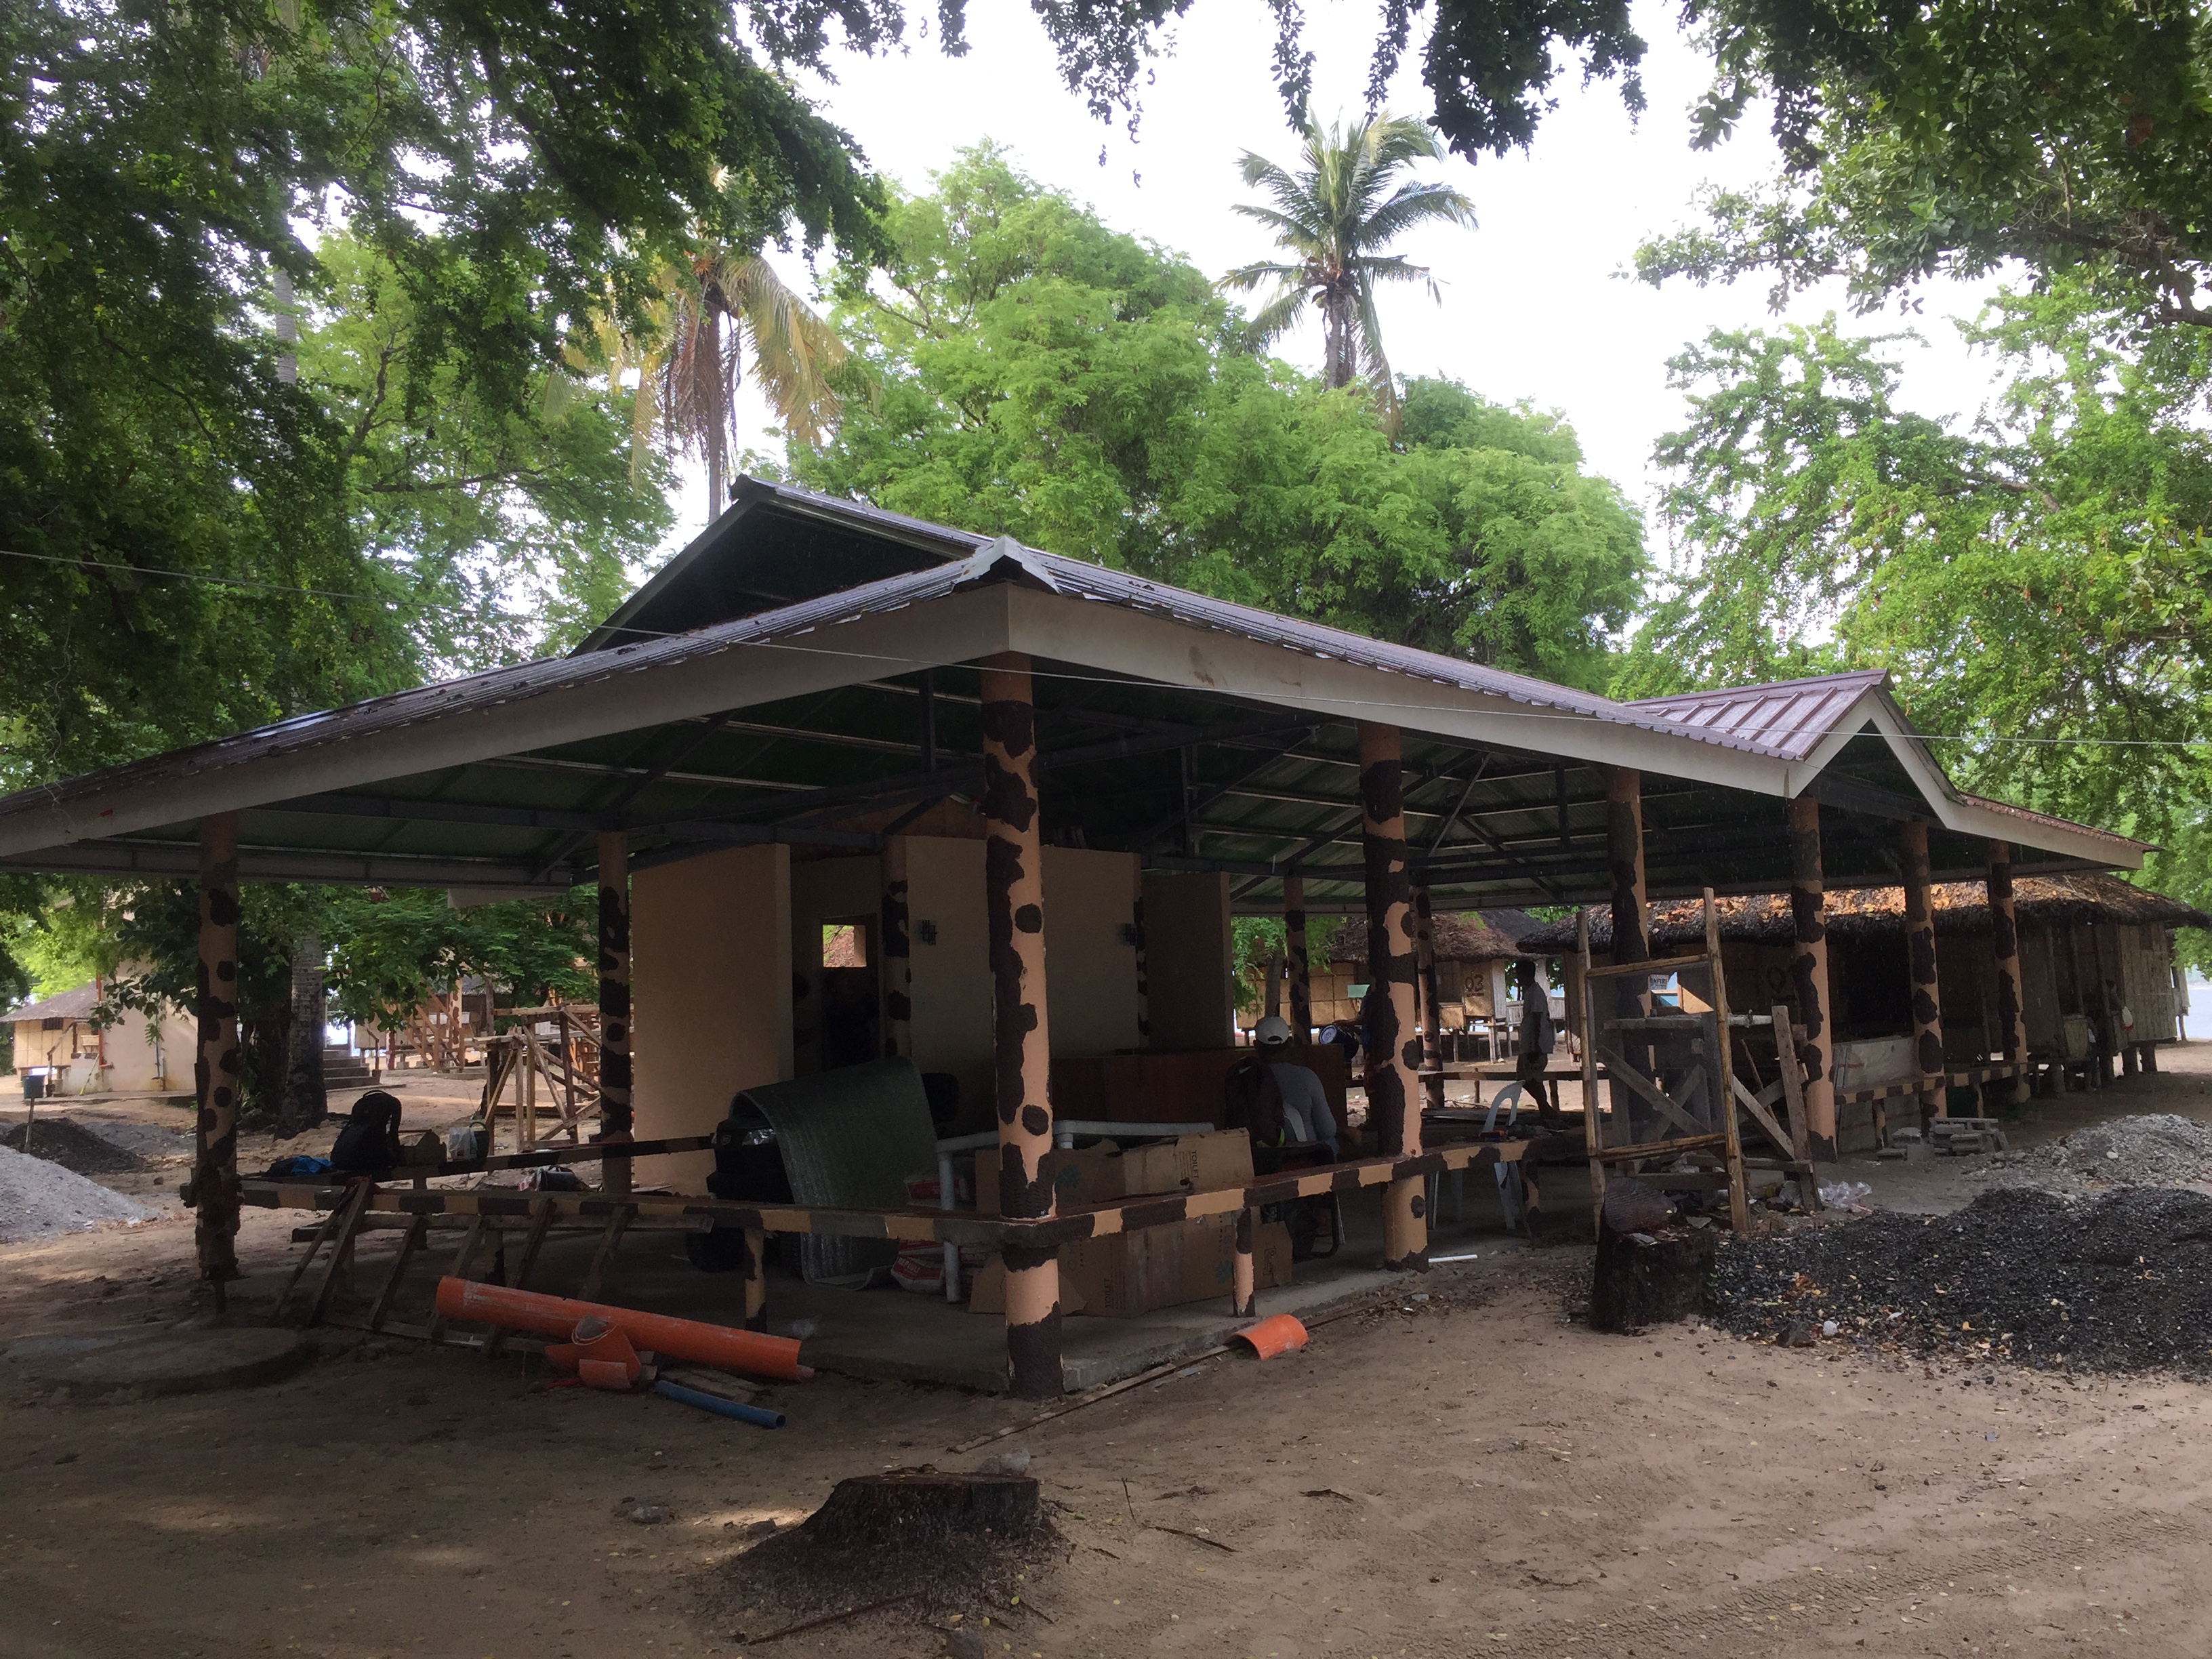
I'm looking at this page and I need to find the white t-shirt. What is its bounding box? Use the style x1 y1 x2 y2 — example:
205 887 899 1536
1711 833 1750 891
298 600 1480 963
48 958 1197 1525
1266 1062 1335 1146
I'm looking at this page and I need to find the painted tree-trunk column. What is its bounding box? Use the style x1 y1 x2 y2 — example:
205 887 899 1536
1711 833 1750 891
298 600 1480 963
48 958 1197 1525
1899 820 1946 1122
1786 796 1837 1160
1231 1206 1257 1318
1284 873 1311 1041
1357 720 1427 1271
1985 840 2031 1107
596 832 635 1199
980 651 1063 1398
880 836 913 1059
1412 886 1446 1112
741 1226 769 1332
1604 768 1650 966
193 813 244 1298
1129 860 1151 1048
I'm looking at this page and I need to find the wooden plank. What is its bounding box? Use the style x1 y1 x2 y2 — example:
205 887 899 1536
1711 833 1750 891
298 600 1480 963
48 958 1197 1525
272 1198 349 1319
1701 899 1750 1235
367 1215 428 1331
1591 1044 1707 1141
424 1216 486 1345
304 1181 376 1327
1730 1073 1797 1158
486 1199 557 1358
575 1207 632 1303
1591 1132 1727 1164
1577 907 1605 1228
1771 1003 1818 1213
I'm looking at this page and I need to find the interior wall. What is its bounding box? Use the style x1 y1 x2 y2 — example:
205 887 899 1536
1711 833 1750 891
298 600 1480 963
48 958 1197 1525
1041 846 1143 1062
1142 872 1234 1051
899 839 1147 1130
790 855 884 1078
631 842 793 1189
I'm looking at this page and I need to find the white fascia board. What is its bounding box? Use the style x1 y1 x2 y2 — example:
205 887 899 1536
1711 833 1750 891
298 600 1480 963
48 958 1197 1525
1784 691 2142 869
1002 586 1800 794
0 587 1017 859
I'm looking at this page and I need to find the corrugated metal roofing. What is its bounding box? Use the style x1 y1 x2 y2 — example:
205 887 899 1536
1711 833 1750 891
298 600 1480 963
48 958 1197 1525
1624 671 1891 762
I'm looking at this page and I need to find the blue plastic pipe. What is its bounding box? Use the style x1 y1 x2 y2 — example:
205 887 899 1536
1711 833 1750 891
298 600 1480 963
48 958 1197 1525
653 1378 785 1428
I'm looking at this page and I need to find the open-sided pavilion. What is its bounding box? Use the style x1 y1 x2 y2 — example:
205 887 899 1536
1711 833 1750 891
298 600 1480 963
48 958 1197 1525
0 478 2150 1394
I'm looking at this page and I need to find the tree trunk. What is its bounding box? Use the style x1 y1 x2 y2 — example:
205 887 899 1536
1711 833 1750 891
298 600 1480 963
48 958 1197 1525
705 306 726 520
276 928 326 1138
1263 948 1284 1020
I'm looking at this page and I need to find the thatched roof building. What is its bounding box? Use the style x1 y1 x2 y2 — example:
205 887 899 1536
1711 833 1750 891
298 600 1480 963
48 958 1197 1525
1328 909 1543 967
1513 872 2209 954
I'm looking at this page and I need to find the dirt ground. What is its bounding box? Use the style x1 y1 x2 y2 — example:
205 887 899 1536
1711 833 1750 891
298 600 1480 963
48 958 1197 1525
5 1052 2212 1659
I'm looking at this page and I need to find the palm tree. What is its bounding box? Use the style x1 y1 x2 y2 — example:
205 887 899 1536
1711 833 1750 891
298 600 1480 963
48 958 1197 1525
1222 112 1476 428
614 247 847 520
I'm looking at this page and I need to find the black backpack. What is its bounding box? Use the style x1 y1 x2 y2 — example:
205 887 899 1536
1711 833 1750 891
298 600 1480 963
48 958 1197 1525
1223 1053 1287 1148
331 1090 405 1176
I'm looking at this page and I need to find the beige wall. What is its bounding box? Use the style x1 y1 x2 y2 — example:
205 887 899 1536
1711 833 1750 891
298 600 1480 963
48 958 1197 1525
1043 848 1143 1061
9 1001 194 1094
631 843 793 1189
1142 872 1234 1051
897 838 1147 1129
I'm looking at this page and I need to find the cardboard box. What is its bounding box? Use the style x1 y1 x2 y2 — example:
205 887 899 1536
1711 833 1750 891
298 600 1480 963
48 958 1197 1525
975 1130 1254 1216
968 1214 1292 1319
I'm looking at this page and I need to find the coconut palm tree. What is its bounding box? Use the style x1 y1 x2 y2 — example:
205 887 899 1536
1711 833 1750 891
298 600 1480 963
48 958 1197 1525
1222 112 1476 428
614 247 847 520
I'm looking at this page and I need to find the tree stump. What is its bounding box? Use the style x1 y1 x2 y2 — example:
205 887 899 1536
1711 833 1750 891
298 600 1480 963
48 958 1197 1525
796 1472 1042 1551
1589 1178 1718 1332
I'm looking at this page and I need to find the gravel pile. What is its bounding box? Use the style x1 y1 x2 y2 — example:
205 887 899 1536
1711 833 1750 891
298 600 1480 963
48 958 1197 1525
1971 1113 2212 1191
77 1118 195 1159
1 1117 142 1174
0 1144 152 1244
1710 1185 2212 1376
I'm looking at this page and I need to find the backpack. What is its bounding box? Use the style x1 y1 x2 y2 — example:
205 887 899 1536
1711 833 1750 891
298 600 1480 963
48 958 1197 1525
1223 1053 1287 1148
330 1090 405 1176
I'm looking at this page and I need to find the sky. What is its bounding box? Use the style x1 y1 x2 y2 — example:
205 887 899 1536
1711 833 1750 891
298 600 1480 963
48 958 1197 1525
682 0 2007 556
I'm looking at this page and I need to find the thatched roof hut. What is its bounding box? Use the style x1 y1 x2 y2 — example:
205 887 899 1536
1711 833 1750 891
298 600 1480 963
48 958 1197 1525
1328 909 1542 968
1512 872 2209 954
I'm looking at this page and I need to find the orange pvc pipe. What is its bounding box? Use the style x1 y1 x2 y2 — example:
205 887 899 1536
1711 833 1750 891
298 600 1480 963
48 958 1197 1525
434 1277 810 1380
1231 1313 1309 1360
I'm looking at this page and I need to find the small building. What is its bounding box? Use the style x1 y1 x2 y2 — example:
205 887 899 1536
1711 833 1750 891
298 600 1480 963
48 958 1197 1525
1516 872 2205 1147
1303 909 1555 1056
5 979 197 1097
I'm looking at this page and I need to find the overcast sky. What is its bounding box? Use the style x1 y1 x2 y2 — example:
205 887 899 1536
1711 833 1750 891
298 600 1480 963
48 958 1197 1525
687 0 2003 558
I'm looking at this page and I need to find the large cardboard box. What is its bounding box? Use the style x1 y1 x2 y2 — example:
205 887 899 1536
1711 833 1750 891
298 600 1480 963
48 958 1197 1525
974 1130 1254 1216
968 1214 1292 1319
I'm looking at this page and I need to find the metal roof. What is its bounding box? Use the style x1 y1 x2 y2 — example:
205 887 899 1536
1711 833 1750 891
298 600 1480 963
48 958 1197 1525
0 484 2151 907
1625 671 1891 763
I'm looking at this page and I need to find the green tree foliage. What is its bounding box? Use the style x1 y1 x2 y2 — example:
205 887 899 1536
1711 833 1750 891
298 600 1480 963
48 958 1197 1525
1641 0 2212 340
1223 112 1475 425
795 148 1645 689
1 0 878 780
1618 289 2212 960
321 888 596 1038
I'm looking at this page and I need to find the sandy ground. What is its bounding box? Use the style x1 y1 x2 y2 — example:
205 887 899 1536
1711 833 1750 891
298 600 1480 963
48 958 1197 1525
3 1052 2212 1658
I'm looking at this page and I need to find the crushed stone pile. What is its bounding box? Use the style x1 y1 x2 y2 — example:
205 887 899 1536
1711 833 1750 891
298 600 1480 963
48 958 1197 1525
77 1118 195 1159
0 1144 152 1244
1 1117 143 1174
1970 1113 2212 1192
1709 1185 2212 1376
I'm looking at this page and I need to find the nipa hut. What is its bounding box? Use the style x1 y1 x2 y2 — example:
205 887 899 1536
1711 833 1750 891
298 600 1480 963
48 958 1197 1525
1516 872 2205 1149
1298 909 1551 1059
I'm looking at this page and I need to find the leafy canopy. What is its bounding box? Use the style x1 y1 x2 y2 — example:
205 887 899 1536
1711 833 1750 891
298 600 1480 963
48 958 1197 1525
794 148 1645 689
1618 285 2212 960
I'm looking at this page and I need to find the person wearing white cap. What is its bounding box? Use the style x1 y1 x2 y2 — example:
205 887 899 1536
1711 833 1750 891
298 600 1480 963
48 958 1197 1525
1250 1014 1339 1155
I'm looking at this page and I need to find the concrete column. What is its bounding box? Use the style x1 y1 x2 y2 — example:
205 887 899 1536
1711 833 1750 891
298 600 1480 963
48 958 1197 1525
741 1226 769 1332
1899 819 1946 1121
1412 886 1445 1112
596 831 634 1197
192 813 243 1298
1986 840 2030 1107
1786 796 1837 1159
1284 873 1311 1041
1604 767 1650 965
1231 1206 1257 1317
979 651 1063 1397
880 836 913 1058
1357 720 1427 1271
